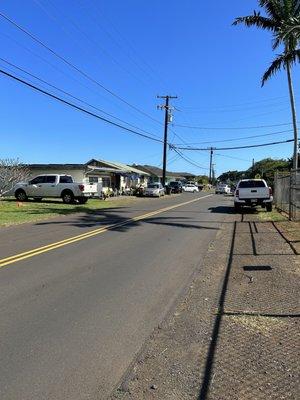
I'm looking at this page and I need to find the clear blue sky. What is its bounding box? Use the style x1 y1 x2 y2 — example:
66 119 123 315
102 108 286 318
0 0 299 176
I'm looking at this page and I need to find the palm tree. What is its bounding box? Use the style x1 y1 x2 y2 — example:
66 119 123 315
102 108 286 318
233 0 300 170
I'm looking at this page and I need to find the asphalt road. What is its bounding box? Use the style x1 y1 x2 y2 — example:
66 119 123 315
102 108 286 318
0 193 230 400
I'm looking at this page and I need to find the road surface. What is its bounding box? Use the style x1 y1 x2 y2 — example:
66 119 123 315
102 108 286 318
0 193 230 400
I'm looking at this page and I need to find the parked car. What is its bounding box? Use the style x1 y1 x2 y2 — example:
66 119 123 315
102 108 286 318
215 184 231 194
183 183 199 193
169 181 183 194
12 174 98 204
144 183 165 197
234 179 273 212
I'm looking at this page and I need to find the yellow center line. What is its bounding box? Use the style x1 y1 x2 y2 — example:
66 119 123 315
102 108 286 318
0 194 213 269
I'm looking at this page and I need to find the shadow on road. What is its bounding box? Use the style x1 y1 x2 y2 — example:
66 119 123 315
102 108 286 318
34 208 221 232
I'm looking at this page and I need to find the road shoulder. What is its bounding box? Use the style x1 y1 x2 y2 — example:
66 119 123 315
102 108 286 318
110 210 300 400
110 218 234 399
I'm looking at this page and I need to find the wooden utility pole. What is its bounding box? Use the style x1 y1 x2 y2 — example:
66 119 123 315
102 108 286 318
209 147 214 184
157 95 177 186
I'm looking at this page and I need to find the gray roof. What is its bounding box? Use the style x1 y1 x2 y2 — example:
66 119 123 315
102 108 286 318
132 164 195 179
28 160 150 176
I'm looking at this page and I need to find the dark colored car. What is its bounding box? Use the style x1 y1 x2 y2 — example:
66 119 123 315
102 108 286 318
169 181 183 194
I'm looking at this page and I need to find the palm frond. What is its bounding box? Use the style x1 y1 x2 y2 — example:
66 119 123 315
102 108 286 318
233 14 278 30
262 53 287 86
272 35 282 49
259 0 284 21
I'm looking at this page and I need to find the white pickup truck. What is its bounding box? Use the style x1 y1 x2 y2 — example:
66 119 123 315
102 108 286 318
13 174 99 204
234 179 273 212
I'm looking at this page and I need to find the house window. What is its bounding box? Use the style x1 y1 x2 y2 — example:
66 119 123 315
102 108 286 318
88 176 99 183
102 177 111 187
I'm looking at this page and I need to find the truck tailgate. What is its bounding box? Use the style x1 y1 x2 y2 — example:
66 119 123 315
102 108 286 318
239 188 269 199
83 183 98 194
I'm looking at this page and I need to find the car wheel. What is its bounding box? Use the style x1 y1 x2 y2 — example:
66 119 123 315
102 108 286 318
266 203 273 212
15 189 28 202
62 191 74 204
78 197 88 204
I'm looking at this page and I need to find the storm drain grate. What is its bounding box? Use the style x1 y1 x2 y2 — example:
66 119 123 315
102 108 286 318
243 265 272 271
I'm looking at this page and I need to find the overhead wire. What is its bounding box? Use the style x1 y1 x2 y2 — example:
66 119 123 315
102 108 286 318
88 0 169 91
0 11 163 127
172 129 293 145
177 138 294 151
172 122 296 130
32 0 154 90
0 68 167 145
178 95 289 110
0 57 162 139
172 148 209 170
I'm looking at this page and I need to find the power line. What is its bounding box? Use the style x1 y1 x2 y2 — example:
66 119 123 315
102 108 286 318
172 148 209 170
0 11 163 127
178 95 289 110
0 68 167 145
214 153 252 162
32 0 154 90
0 57 163 140
172 122 297 130
177 138 294 151
177 99 290 114
173 129 293 145
88 0 169 91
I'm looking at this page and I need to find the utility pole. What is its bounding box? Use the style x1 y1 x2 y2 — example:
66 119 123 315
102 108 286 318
157 95 177 187
212 163 216 185
209 147 214 184
252 158 255 177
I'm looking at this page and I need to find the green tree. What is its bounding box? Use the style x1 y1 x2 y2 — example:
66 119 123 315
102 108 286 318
233 0 300 169
196 175 209 185
217 170 245 183
247 157 290 186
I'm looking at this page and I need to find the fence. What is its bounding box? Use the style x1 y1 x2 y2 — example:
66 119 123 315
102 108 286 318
274 169 300 221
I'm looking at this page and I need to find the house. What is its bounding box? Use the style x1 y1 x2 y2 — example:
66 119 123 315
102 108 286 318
27 159 150 193
132 164 195 183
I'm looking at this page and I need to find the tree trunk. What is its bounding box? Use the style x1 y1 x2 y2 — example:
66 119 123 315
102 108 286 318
286 62 298 170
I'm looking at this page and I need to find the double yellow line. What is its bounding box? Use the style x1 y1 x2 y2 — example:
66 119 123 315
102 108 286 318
0 195 213 269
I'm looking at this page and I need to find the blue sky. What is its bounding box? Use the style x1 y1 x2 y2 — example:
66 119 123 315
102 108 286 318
0 0 299 176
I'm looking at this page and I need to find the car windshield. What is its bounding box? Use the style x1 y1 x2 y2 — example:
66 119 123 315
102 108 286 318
238 180 266 188
170 182 179 186
148 184 159 189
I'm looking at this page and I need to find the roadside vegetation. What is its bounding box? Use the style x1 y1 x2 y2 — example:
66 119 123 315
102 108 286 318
257 207 287 221
0 197 139 226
